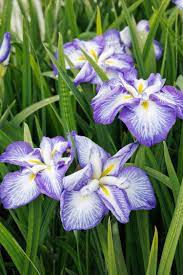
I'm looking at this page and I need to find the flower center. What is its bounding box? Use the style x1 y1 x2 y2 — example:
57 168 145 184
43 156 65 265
89 49 98 61
141 100 149 109
137 82 144 94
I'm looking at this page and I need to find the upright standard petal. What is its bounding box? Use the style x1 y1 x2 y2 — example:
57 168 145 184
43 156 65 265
0 32 11 63
40 136 71 165
74 135 110 168
63 164 93 191
103 29 123 53
118 166 156 210
36 164 66 200
119 100 176 146
97 185 131 223
0 141 41 166
60 190 106 230
120 26 131 47
102 142 139 176
0 169 41 209
151 85 183 119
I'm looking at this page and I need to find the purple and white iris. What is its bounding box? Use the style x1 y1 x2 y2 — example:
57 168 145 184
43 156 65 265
120 20 163 60
0 136 74 208
0 32 11 77
60 135 156 231
53 30 135 87
92 73 183 146
172 0 183 9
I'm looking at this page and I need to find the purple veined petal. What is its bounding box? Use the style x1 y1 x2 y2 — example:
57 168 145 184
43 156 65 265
78 36 104 59
89 146 103 179
64 40 85 69
103 29 123 53
60 190 107 231
36 164 67 200
98 47 115 63
173 0 183 10
119 76 139 97
73 134 110 168
147 73 165 87
51 136 70 164
0 141 42 167
0 32 11 64
73 62 95 86
92 83 140 125
119 26 131 47
153 40 163 60
102 142 139 176
118 166 156 210
119 99 176 146
97 184 131 223
151 85 183 119
40 136 71 166
137 20 150 32
120 67 138 83
63 163 93 191
0 168 41 209
144 73 166 96
102 54 134 71
40 136 52 164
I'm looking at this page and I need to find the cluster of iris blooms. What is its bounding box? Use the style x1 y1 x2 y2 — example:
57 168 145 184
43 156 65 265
0 12 182 231
0 134 156 231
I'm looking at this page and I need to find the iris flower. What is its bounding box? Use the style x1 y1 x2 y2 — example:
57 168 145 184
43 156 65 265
0 136 74 208
92 73 183 146
0 32 11 77
53 30 135 87
172 0 183 9
60 135 155 231
120 20 162 60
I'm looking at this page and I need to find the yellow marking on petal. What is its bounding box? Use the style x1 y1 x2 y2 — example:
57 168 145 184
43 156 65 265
101 164 115 177
100 184 110 196
138 82 144 94
29 173 36 182
89 49 98 61
105 59 114 65
141 101 149 110
78 55 86 61
123 95 133 100
29 159 43 165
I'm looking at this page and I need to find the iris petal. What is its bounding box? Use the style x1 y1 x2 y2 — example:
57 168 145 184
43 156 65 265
0 169 40 209
60 190 106 231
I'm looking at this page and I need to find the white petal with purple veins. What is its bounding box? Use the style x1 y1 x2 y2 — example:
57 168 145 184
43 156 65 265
119 99 176 146
0 169 40 209
74 62 95 86
92 85 138 124
60 190 106 230
0 141 41 167
102 142 139 176
151 85 183 119
97 185 130 223
74 135 110 168
36 164 66 200
120 26 131 47
63 164 93 191
118 166 156 210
